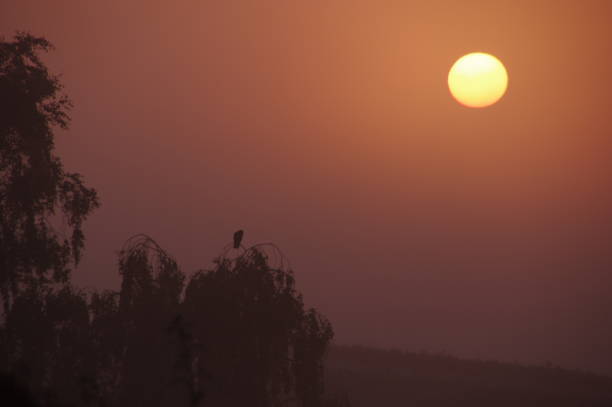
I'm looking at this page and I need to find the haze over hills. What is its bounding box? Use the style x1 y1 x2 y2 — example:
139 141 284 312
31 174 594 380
325 345 612 407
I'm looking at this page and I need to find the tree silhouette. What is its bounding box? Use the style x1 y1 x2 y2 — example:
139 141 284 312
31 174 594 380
0 32 341 407
2 280 97 406
113 235 187 407
88 236 337 407
0 31 99 406
88 289 122 405
182 245 334 407
0 32 99 314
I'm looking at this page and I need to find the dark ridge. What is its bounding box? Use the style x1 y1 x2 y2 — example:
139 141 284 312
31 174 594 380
325 345 612 407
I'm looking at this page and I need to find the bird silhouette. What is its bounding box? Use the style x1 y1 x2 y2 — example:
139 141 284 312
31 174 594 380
233 230 244 249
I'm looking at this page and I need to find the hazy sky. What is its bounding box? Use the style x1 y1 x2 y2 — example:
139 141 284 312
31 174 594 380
3 0 612 374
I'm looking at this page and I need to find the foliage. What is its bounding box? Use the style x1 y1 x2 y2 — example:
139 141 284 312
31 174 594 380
0 31 337 407
182 245 334 407
0 32 99 314
113 235 187 407
0 233 338 406
2 282 96 406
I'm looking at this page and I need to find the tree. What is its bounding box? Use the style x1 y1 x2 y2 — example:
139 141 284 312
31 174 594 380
3 281 96 406
182 245 334 407
0 32 99 314
94 236 337 407
0 32 339 406
114 235 187 407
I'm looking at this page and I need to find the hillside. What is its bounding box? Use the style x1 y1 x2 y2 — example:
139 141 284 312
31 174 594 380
325 345 612 407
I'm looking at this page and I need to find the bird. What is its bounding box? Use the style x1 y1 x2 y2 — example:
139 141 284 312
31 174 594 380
233 230 244 249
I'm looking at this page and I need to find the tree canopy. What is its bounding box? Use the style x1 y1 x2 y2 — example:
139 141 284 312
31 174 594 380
0 32 99 313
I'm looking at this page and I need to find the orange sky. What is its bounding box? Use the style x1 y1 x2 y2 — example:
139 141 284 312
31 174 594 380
3 0 612 374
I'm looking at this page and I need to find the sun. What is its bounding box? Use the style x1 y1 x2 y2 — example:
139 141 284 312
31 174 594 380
448 52 508 108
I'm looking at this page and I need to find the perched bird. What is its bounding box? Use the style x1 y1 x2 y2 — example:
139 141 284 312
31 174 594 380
233 230 244 249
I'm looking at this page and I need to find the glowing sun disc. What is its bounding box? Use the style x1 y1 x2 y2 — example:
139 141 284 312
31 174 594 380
448 52 508 108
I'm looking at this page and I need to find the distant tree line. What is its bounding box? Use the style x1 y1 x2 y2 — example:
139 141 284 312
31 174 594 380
0 32 345 407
